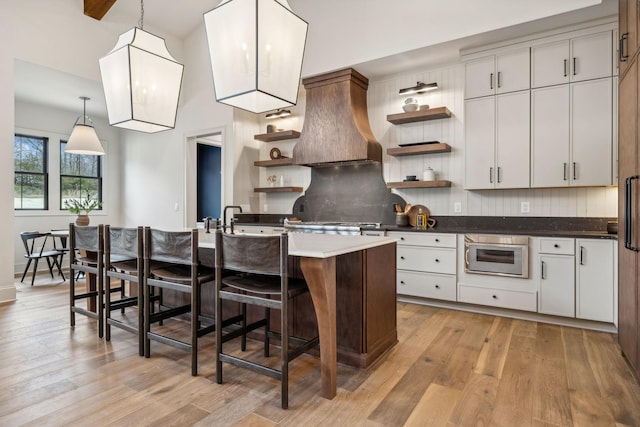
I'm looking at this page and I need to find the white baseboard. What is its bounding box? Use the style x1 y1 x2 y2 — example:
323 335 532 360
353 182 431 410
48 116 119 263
0 285 17 304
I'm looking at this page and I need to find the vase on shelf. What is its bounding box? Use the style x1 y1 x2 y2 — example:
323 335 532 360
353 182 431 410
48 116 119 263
75 214 90 226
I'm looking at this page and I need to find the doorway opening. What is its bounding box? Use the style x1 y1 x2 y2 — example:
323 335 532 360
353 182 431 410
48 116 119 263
197 142 222 220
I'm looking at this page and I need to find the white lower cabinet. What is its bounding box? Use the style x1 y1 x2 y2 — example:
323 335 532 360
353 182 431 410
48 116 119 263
458 284 537 312
576 239 615 322
537 237 575 317
391 232 456 301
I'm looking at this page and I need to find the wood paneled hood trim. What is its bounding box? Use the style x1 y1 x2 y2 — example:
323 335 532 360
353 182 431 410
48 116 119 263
293 68 382 166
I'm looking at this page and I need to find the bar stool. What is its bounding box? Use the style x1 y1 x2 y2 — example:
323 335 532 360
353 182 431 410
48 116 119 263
214 229 319 409
104 225 144 356
69 223 104 337
143 227 216 376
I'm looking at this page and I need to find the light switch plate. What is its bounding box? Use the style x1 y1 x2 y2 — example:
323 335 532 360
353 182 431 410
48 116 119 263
521 201 530 213
454 202 462 213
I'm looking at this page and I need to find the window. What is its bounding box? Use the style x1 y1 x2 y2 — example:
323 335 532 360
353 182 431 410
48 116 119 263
60 141 103 210
14 134 48 210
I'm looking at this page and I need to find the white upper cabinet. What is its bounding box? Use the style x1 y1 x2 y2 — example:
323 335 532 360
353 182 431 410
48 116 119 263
571 78 613 186
570 31 613 82
531 31 613 88
531 85 571 188
531 40 570 87
465 48 530 99
465 91 530 190
531 78 613 188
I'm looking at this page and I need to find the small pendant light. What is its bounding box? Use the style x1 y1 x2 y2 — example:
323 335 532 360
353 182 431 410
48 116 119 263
65 96 105 156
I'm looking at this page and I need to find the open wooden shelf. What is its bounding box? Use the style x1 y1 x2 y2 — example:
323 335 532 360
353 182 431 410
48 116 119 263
254 186 303 193
253 158 294 167
386 107 452 124
387 143 451 157
387 180 452 189
254 130 301 142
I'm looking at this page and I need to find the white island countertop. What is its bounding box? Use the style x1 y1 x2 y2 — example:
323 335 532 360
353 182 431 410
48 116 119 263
199 232 397 258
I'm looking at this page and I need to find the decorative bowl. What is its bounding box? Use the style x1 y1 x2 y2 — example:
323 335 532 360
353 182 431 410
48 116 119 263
402 103 419 113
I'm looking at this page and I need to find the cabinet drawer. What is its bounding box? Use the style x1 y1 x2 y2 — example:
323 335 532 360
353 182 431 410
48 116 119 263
397 246 456 274
538 237 575 255
458 284 537 312
397 271 456 301
392 232 456 248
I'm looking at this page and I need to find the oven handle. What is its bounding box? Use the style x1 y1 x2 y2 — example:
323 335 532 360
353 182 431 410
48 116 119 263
464 247 470 268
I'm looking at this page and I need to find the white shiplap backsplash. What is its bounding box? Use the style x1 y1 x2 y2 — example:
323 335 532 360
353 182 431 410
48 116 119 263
248 63 617 218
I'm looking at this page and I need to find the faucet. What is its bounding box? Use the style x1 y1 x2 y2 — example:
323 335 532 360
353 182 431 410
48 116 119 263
223 205 243 232
203 217 213 233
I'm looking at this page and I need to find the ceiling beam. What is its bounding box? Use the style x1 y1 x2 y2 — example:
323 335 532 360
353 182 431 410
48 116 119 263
84 0 117 21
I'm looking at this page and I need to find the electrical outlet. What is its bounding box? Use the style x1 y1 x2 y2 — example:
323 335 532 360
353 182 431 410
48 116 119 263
454 202 462 213
521 201 530 213
174 202 179 212
263 203 268 212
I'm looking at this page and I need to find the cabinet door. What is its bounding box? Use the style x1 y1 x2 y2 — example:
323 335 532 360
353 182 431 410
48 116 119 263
619 0 637 76
576 239 615 322
538 254 575 317
618 59 639 369
570 78 613 186
496 48 530 94
465 56 495 99
496 91 530 189
531 85 570 187
570 31 613 82
531 40 570 88
465 96 496 189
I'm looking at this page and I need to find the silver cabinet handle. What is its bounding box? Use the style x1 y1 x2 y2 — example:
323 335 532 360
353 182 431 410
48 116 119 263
489 167 494 184
620 33 629 62
541 260 546 279
563 59 568 77
490 72 494 90
563 163 568 181
573 162 577 180
580 246 585 265
497 71 501 88
573 57 577 76
497 167 502 183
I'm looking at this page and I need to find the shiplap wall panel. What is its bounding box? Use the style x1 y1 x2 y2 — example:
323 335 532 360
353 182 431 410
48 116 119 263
242 61 617 218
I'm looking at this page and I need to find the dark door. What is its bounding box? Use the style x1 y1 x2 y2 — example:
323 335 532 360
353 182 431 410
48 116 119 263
197 143 221 221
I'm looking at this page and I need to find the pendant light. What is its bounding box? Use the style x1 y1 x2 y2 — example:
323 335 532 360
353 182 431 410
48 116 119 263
204 0 308 114
65 97 105 156
99 0 183 133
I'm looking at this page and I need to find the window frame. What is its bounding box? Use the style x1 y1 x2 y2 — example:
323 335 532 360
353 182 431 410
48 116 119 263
59 140 103 212
14 133 49 211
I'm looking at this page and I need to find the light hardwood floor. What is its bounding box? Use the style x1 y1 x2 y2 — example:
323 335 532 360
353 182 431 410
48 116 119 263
2 276 640 426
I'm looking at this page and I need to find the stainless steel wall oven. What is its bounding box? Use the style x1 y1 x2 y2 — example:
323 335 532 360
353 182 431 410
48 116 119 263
464 234 529 278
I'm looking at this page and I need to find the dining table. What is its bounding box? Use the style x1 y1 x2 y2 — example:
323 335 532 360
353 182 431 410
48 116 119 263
199 231 397 400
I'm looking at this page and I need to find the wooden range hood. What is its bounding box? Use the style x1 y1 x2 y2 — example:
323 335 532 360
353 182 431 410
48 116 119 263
293 68 382 166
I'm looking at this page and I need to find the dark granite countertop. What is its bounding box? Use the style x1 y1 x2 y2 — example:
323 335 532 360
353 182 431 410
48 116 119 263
233 214 618 240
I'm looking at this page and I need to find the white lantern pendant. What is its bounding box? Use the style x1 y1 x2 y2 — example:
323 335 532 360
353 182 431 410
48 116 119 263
204 0 308 113
99 0 183 133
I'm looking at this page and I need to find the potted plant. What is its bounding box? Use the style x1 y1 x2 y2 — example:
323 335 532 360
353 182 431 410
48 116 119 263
64 193 102 226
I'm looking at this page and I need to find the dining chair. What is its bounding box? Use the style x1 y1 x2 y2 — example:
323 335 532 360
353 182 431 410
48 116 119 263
214 229 319 409
104 225 145 356
69 223 105 337
19 231 64 286
143 227 217 376
50 229 70 280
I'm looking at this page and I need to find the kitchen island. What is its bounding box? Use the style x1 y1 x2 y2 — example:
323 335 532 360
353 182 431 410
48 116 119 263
200 232 398 400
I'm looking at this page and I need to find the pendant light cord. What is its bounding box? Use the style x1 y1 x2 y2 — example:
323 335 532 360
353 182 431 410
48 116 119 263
138 0 144 29
83 98 87 125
